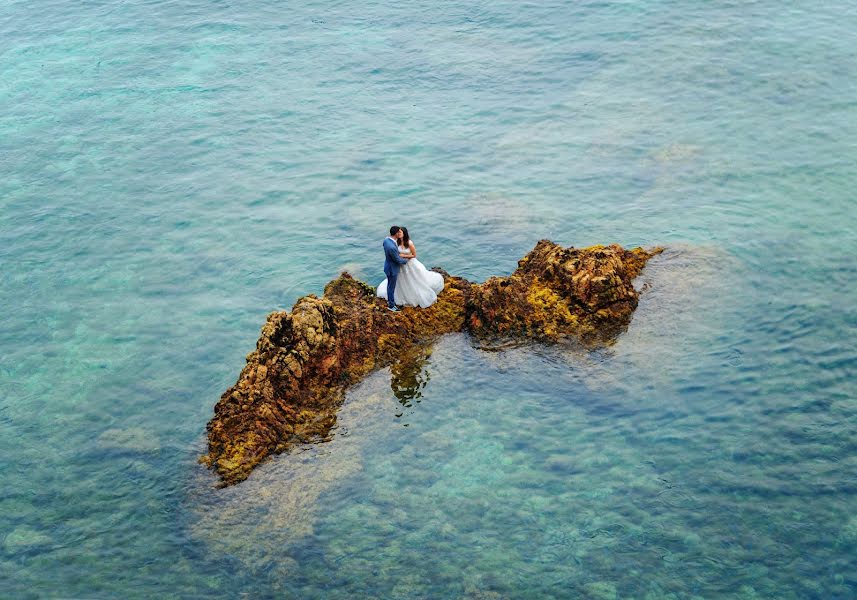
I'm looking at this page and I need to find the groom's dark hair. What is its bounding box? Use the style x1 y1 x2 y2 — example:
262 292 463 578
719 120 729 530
390 226 401 236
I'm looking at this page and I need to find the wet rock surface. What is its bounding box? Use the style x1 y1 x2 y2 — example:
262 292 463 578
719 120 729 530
201 240 662 486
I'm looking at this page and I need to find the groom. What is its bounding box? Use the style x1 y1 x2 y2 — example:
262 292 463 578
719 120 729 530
383 226 411 312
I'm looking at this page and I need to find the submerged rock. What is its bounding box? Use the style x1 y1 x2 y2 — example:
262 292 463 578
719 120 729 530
97 427 161 454
201 240 661 486
4 526 52 552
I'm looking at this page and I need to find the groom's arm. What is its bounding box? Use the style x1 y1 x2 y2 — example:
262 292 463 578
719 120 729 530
385 240 409 264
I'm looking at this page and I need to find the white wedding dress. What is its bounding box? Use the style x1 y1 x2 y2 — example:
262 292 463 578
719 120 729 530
377 246 445 308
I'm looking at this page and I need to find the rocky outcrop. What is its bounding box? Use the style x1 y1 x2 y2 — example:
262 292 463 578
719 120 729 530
467 240 659 342
201 241 662 486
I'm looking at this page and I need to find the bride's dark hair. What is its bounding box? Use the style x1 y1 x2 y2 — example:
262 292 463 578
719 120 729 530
400 227 410 248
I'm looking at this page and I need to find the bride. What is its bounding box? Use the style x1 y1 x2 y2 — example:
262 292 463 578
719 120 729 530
377 227 444 308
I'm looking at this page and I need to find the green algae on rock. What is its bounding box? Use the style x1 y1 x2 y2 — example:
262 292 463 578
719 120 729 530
201 240 662 486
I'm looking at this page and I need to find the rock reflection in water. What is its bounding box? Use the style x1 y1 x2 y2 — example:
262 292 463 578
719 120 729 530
390 346 433 419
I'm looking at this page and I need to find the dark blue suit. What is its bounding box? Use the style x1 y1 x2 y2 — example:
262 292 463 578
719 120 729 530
383 237 408 309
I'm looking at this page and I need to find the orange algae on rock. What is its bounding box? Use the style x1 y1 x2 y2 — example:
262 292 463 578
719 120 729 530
201 240 662 486
466 241 662 342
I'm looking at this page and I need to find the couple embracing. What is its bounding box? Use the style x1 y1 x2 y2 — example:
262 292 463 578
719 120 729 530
379 225 444 311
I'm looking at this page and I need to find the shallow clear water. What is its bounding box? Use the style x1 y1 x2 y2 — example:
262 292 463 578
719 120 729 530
1 1 855 598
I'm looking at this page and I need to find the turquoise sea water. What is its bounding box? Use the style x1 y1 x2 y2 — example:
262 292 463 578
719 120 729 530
2 0 856 597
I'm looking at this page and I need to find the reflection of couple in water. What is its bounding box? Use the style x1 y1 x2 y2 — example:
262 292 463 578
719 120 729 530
378 225 444 311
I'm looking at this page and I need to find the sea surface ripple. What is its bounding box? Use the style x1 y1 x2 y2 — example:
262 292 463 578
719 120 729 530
1 1 855 598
